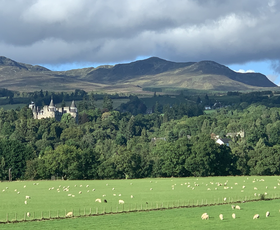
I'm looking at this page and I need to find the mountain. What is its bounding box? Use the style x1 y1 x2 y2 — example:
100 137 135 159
0 56 277 93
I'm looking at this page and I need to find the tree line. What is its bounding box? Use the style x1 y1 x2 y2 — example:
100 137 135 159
1 93 280 180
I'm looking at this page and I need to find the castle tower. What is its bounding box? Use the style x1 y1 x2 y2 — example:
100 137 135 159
49 99 55 112
69 100 77 113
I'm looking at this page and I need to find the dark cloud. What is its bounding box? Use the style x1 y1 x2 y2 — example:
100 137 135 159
0 0 280 69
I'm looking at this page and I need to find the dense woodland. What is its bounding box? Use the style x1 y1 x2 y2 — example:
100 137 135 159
1 89 280 180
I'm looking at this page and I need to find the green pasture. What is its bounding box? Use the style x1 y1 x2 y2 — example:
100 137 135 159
2 197 280 230
1 176 280 228
0 104 26 110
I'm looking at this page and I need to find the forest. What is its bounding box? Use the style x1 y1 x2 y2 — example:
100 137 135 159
1 89 280 181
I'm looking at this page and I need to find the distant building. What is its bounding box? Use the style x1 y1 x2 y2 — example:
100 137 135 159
216 138 232 146
29 99 78 122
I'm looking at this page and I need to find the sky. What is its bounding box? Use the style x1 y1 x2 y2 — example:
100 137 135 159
1 0 280 84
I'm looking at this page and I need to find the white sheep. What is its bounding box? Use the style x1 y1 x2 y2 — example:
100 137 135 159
79 191 82 194
66 211 73 217
131 195 134 198
119 199 125 204
219 214 223 220
24 201 27 204
235 205 241 210
201 213 209 220
95 198 101 203
253 214 259 219
86 185 89 188
27 212 30 217
25 196 30 199
232 213 236 219
223 197 227 202
266 211 270 217
231 205 235 210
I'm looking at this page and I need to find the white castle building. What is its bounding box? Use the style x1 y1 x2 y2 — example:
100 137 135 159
29 99 78 122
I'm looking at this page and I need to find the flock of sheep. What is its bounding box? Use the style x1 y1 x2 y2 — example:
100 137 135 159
2 177 280 221
201 207 270 220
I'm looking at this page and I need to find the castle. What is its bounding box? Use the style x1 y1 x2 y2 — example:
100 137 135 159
29 99 78 122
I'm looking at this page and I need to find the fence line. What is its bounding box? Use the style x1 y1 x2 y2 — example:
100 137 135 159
1 194 279 224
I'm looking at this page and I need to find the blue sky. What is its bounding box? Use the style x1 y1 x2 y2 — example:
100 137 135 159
1 0 280 86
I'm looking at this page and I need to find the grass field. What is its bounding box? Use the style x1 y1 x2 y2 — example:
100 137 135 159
0 104 26 110
2 199 280 230
1 176 280 228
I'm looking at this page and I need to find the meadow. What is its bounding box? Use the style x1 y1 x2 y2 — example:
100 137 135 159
1 176 280 228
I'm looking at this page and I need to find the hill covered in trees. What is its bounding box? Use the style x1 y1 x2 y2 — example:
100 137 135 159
1 90 280 180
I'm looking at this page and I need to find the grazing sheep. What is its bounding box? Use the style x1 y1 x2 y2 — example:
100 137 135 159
150 188 153 190
223 197 227 202
112 188 115 190
23 185 26 188
231 205 235 210
79 191 82 194
201 213 209 220
232 213 236 219
219 214 223 220
27 212 30 217
266 211 270 217
68 194 72 196
66 211 73 217
24 201 27 204
80 185 82 187
25 196 30 199
235 205 241 210
131 195 134 198
72 195 75 197
92 189 95 191
86 185 89 188
119 194 121 196
95 198 101 203
102 194 106 197
119 199 125 204
254 187 258 190
104 199 107 203
113 194 116 196
242 186 246 189
253 214 259 219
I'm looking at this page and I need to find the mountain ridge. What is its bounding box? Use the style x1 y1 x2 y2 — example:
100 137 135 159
0 56 277 92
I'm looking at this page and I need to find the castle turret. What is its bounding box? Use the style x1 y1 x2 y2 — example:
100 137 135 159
49 99 55 112
69 100 77 113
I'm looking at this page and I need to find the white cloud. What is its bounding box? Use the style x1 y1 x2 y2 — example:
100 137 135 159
235 69 255 73
0 0 280 70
